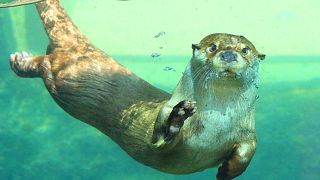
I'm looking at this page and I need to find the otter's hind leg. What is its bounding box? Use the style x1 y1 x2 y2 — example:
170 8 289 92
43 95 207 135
10 51 55 92
216 141 256 180
10 51 45 78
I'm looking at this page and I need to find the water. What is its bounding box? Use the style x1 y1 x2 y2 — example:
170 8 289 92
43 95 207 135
1 1 320 179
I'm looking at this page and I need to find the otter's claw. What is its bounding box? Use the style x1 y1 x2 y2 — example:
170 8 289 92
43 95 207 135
170 100 197 121
180 100 197 116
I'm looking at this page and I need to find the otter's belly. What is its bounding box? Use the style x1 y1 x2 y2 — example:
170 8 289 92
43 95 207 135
151 135 234 174
181 111 246 169
182 133 235 171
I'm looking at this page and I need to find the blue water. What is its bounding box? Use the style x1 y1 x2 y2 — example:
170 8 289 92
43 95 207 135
1 2 320 180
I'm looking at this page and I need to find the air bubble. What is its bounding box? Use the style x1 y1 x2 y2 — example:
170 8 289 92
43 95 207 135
235 73 242 79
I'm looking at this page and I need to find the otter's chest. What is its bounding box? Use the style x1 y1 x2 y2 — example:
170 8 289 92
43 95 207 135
185 111 235 147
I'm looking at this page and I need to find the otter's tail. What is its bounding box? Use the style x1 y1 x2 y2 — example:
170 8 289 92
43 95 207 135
1 0 89 51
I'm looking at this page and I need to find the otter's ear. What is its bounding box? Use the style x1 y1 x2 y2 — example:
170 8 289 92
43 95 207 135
257 53 266 60
192 44 201 51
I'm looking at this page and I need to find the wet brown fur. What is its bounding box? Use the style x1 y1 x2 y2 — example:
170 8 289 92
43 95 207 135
4 0 263 178
31 0 171 157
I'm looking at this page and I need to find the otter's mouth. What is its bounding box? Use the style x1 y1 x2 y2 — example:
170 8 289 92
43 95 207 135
217 69 240 79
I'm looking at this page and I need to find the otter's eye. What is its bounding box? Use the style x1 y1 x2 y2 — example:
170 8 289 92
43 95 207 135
209 44 217 52
242 47 249 54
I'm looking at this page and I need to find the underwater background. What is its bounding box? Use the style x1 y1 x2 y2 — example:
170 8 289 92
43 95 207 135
0 0 319 179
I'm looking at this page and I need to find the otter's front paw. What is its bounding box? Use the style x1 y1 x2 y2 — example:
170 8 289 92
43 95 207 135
165 100 197 141
172 100 197 118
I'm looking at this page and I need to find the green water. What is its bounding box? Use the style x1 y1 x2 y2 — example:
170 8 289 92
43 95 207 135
1 2 320 180
0 1 12 3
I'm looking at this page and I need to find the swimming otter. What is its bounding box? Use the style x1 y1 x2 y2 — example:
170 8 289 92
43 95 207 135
2 0 265 179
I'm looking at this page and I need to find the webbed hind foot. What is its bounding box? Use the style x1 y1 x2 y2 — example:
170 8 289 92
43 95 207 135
10 51 45 78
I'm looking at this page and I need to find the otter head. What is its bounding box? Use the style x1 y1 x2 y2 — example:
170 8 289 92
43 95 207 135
191 33 265 86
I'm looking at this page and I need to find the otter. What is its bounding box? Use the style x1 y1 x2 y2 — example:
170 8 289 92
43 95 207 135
1 0 266 179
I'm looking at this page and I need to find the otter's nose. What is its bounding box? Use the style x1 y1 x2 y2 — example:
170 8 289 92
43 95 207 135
220 51 237 62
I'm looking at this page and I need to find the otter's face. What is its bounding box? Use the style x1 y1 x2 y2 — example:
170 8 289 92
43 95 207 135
192 33 265 78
